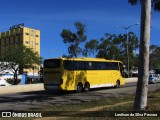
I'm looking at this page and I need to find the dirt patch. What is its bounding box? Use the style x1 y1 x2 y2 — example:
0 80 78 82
80 101 133 111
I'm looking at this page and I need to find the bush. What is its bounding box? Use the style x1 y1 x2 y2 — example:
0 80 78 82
6 78 21 85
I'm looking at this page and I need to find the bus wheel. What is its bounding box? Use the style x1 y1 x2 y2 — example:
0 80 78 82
84 82 90 92
115 80 120 88
76 83 83 93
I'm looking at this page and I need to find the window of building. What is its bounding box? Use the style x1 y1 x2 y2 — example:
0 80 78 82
25 32 29 35
25 41 29 44
35 43 39 45
35 35 39 37
31 29 34 33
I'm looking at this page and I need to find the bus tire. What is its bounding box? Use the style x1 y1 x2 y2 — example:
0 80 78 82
84 82 90 92
76 83 83 93
115 80 120 88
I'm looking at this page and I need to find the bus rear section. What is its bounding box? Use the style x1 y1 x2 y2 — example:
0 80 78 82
43 59 63 90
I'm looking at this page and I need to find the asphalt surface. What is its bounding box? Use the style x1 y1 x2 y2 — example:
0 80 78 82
0 78 137 95
0 82 160 111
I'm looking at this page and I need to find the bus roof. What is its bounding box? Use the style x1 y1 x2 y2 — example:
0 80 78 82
45 57 123 63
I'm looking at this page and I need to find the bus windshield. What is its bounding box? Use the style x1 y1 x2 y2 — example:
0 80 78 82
44 59 61 68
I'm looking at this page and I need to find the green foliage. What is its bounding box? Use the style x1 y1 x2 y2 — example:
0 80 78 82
128 0 141 5
61 21 87 58
149 45 160 69
1 45 40 68
60 22 139 70
83 39 99 57
0 45 41 85
96 32 139 69
153 0 160 12
128 0 160 11
5 78 21 85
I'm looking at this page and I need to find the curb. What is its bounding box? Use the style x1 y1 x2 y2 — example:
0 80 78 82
0 84 44 95
0 78 138 95
125 78 138 83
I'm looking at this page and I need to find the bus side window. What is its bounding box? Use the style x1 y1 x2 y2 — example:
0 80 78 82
101 62 107 70
112 62 119 70
76 61 85 70
87 62 98 70
92 62 98 70
96 62 101 70
106 62 112 70
64 60 76 70
70 61 76 70
88 62 92 69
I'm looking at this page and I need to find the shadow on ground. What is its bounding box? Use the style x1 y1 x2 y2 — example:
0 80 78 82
0 85 134 111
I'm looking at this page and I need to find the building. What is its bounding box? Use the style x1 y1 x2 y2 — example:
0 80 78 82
0 23 40 77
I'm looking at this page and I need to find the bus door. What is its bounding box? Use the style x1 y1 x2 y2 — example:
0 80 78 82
119 63 125 78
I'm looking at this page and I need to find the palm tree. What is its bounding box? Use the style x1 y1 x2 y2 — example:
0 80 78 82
128 0 160 110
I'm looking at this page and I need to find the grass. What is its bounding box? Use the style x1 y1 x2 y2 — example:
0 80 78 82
1 89 160 120
37 96 134 112
33 89 160 120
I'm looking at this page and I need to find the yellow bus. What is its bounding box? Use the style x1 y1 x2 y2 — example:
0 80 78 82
43 58 125 92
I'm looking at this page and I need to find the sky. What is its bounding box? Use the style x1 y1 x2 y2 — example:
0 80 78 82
0 0 160 59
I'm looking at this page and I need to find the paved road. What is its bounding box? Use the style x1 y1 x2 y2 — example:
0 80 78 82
0 82 160 111
0 78 138 95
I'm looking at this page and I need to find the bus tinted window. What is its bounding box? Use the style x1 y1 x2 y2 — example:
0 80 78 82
106 62 113 70
119 63 125 77
63 60 120 70
63 60 76 70
87 62 98 70
100 62 107 70
77 61 86 70
44 59 61 68
64 60 86 70
112 62 119 70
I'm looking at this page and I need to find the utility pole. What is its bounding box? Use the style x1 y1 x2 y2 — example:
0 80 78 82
115 23 139 78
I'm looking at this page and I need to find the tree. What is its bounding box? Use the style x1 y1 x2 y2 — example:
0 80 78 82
0 62 6 74
128 0 160 110
149 45 160 69
96 32 139 70
96 33 117 59
61 22 87 58
0 45 41 85
83 39 99 57
129 0 160 11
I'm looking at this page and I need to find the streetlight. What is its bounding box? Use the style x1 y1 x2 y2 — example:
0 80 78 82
115 23 139 78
